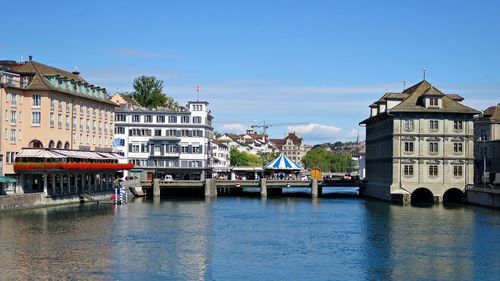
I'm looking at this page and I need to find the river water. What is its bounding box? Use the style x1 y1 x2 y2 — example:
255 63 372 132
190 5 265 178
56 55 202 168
1 188 500 281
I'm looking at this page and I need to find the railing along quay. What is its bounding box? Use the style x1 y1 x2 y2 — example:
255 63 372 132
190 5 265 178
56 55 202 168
465 184 500 194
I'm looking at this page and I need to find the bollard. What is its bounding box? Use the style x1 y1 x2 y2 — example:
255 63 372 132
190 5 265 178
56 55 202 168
153 179 161 197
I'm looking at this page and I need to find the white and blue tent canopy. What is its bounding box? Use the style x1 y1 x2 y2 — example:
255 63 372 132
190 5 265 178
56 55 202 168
265 154 301 170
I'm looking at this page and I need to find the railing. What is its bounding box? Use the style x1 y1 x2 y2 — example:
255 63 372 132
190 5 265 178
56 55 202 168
465 184 500 194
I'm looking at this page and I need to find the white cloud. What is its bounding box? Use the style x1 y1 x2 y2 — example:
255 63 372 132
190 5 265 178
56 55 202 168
287 123 342 142
218 123 247 134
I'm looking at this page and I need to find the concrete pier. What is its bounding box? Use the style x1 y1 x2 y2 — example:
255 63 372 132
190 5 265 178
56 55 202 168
153 179 161 197
311 179 320 198
260 178 267 198
204 179 216 197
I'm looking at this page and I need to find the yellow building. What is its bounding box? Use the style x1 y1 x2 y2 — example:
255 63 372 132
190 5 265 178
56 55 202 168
0 57 123 195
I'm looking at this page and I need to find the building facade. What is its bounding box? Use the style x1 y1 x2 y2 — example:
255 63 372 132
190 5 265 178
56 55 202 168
474 104 500 185
360 80 479 203
0 57 121 194
112 96 213 180
270 132 308 164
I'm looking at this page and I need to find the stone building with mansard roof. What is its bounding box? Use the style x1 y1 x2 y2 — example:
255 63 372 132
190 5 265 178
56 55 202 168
360 80 480 203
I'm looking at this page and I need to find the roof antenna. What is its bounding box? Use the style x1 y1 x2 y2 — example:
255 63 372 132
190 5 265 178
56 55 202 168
403 80 406 91
423 68 426 81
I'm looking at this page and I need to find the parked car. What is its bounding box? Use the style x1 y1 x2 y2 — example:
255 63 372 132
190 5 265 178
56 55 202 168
164 175 173 181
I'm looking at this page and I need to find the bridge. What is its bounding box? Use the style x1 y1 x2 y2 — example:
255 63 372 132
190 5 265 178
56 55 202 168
133 178 362 198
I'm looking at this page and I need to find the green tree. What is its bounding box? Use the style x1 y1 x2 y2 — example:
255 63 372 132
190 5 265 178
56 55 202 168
257 151 279 166
302 148 354 173
131 75 180 110
230 148 263 166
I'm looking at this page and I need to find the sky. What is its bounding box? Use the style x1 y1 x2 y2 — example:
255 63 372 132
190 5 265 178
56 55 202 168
1 0 499 144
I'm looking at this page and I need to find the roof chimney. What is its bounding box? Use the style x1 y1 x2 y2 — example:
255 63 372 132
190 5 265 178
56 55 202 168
29 55 33 61
72 66 80 76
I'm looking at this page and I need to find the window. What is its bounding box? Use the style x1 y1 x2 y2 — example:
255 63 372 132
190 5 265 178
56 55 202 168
66 115 70 129
115 127 125 134
193 146 200 153
50 112 55 127
429 142 438 153
92 120 96 132
193 116 202 124
454 143 463 153
4 128 7 140
58 99 63 111
11 94 17 106
10 129 16 144
181 116 190 123
454 121 463 131
66 99 70 113
116 114 126 122
167 129 177 136
157 115 165 123
168 116 177 123
58 114 62 129
132 115 140 122
145 115 152 123
181 146 189 153
404 142 414 152
429 98 439 107
403 120 414 131
155 129 162 136
429 120 439 130
403 165 414 176
181 129 189 137
73 116 77 130
480 129 488 141
131 144 140 153
453 165 463 177
169 145 177 153
194 130 203 137
11 111 16 124
31 112 41 125
32 94 41 107
154 146 161 154
429 165 438 176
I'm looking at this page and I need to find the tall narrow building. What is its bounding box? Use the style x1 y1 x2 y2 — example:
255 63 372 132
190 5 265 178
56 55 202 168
360 80 479 203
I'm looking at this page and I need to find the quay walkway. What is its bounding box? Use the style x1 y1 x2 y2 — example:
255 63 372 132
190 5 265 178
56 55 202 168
138 178 360 198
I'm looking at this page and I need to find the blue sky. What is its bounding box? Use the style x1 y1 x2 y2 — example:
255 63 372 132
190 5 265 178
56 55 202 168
2 0 499 143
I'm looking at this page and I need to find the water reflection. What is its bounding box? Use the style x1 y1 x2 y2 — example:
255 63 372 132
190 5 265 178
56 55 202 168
363 200 475 281
1 197 499 280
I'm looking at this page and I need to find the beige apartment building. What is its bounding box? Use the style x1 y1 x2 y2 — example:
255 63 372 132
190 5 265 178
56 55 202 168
270 132 308 164
0 57 120 194
360 80 479 203
474 104 500 185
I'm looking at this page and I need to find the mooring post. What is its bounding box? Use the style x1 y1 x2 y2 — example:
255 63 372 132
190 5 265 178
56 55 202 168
312 178 319 198
260 178 267 198
153 179 160 197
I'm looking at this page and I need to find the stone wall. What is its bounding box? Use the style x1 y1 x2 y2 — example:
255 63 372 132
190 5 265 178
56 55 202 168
466 190 500 209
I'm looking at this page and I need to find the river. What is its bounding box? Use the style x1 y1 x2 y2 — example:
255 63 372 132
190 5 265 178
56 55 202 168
0 188 499 280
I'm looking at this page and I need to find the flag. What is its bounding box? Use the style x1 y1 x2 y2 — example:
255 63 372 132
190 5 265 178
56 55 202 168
196 85 200 93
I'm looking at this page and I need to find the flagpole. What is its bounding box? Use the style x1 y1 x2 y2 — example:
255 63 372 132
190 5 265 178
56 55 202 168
196 85 200 101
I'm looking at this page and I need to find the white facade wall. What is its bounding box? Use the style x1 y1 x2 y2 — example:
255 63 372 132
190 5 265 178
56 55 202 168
113 101 213 178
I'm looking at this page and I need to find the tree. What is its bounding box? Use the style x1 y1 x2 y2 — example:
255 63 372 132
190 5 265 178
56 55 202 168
131 75 180 110
257 151 279 166
230 148 263 166
302 148 354 173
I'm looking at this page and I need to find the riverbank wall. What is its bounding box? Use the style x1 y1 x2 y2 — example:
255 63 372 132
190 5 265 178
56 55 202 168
466 188 500 209
0 192 114 212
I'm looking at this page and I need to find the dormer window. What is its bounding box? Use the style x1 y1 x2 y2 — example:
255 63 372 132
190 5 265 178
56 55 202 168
427 97 441 108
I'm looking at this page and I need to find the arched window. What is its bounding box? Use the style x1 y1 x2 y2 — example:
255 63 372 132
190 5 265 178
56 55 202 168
64 142 70 149
48 140 55 148
56 141 63 149
28 139 43 148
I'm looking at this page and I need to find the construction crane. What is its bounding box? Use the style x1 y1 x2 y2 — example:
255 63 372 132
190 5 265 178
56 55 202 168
250 121 309 135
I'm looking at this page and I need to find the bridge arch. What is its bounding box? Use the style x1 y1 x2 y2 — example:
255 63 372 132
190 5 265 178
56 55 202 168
443 188 465 203
411 188 435 204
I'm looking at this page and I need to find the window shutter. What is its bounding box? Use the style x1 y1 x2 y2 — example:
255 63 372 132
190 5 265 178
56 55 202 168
188 145 193 154
199 145 203 154
128 144 132 152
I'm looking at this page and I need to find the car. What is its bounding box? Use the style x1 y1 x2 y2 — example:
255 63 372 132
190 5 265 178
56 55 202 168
164 175 173 181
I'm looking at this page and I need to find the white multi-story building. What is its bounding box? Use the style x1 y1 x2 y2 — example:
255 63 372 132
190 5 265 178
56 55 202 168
112 97 213 180
360 80 479 204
